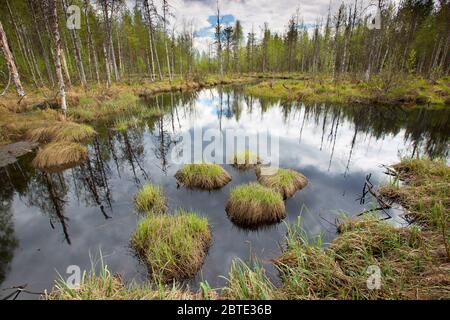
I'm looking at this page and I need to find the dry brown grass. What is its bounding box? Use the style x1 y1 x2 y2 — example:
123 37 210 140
226 183 285 228
257 167 308 199
32 142 88 172
276 216 450 299
175 163 232 190
25 122 96 143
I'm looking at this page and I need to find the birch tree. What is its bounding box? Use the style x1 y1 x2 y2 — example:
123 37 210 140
0 20 25 98
49 0 67 114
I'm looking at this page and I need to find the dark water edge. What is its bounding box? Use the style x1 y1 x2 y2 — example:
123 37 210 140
0 86 449 299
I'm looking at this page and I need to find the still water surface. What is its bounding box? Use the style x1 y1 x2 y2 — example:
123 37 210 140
1 86 449 298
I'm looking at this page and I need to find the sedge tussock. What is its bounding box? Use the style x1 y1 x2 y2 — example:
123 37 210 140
32 142 88 171
175 163 231 190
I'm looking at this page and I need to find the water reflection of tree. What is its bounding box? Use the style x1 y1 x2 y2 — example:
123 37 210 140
248 95 449 160
71 138 113 219
26 172 71 244
153 115 177 175
0 167 19 285
115 128 148 185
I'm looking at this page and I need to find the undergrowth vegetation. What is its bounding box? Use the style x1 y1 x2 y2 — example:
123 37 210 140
245 76 450 106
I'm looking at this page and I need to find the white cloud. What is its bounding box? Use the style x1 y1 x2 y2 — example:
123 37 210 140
128 0 397 52
166 0 381 52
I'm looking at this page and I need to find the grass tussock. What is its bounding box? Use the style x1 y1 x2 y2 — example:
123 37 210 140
32 142 88 171
45 258 203 300
25 122 96 143
257 167 308 199
231 150 261 170
226 182 285 228
131 210 212 282
175 163 232 190
134 184 167 215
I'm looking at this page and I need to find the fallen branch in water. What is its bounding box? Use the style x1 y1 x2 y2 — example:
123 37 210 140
357 173 392 220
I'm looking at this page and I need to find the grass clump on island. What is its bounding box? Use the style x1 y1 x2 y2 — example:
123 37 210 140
175 163 232 190
257 167 308 199
231 150 261 170
131 210 212 282
32 142 88 172
226 182 285 228
134 183 167 215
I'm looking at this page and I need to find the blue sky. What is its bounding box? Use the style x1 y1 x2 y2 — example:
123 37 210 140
195 14 236 38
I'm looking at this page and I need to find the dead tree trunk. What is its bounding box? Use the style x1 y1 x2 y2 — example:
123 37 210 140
0 20 26 98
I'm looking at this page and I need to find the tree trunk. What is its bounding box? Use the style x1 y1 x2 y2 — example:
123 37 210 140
61 0 87 90
103 43 112 88
61 48 73 87
5 0 39 88
144 0 163 81
163 1 172 80
84 0 100 84
49 0 67 114
0 20 26 98
28 0 55 87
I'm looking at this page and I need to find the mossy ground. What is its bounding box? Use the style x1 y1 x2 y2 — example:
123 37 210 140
131 210 212 283
134 184 167 215
257 167 308 199
226 182 285 228
175 163 232 190
245 75 450 107
0 75 252 145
